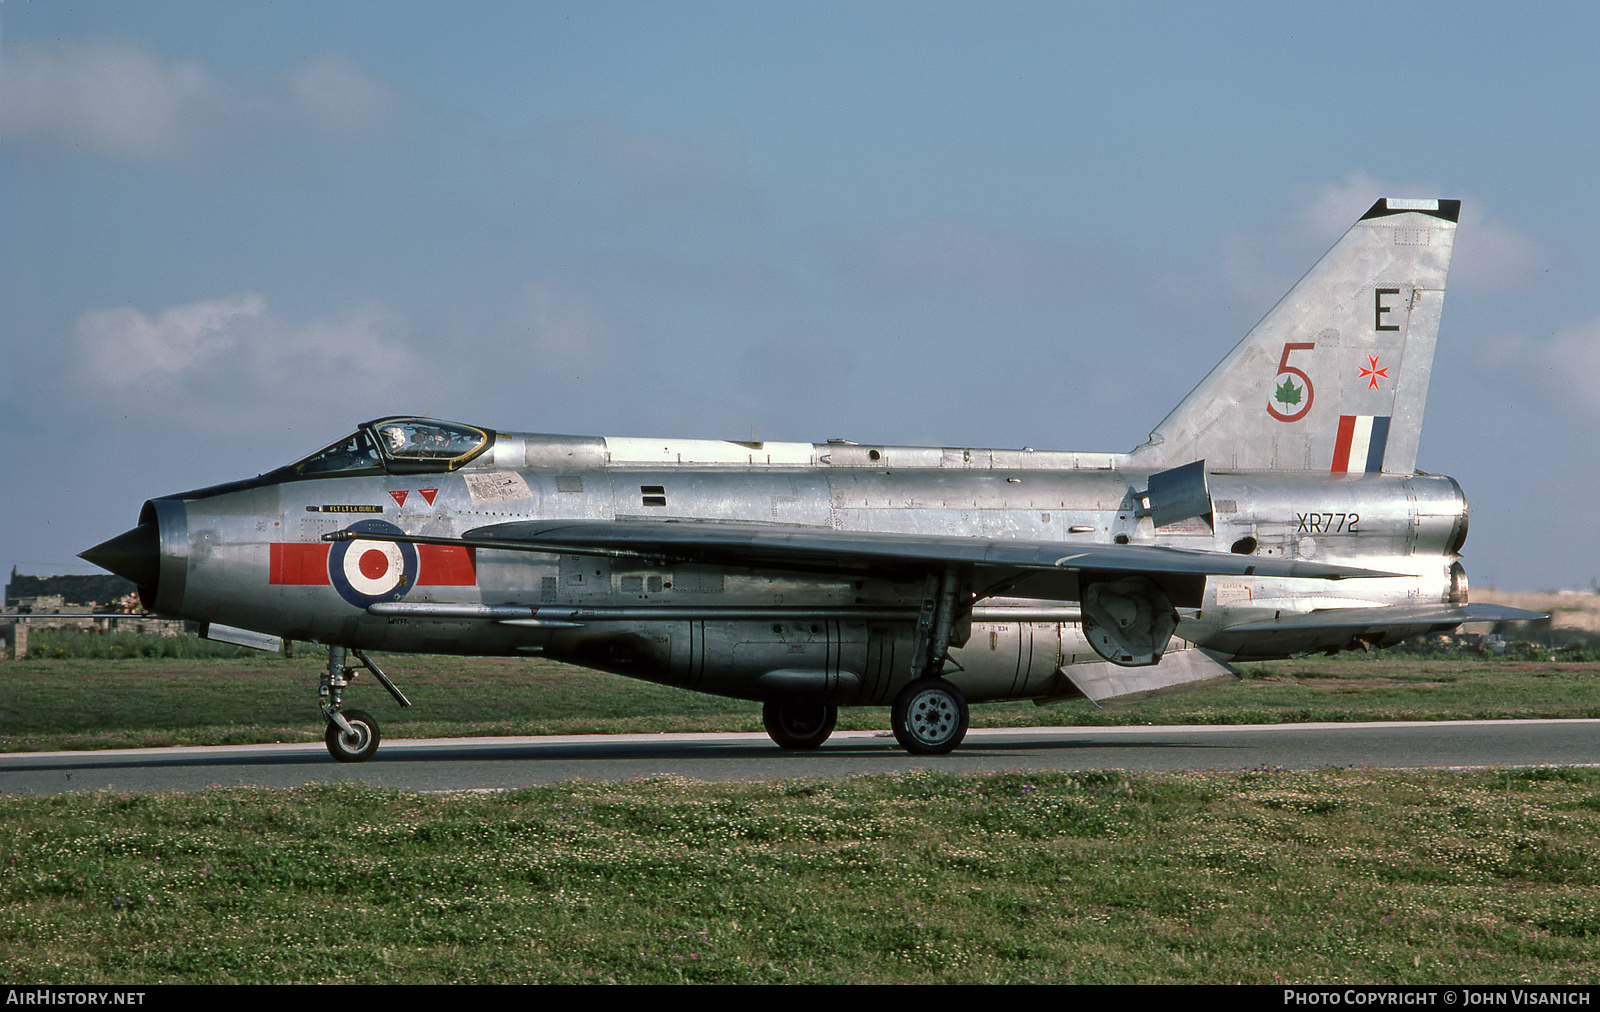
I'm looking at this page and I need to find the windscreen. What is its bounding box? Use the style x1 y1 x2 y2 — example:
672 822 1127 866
293 430 383 475
287 419 492 477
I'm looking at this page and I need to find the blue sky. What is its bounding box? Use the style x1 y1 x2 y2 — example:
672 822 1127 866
3 1 1597 592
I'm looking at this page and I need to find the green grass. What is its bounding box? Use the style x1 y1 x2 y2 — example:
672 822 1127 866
4 767 1600 983
4 639 1600 752
0 653 764 752
7 636 1600 984
19 630 263 661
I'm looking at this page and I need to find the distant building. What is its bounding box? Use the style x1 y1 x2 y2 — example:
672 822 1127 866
5 567 136 610
3 569 185 656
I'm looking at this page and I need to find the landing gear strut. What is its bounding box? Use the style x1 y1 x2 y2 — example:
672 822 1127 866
889 569 973 755
319 646 410 763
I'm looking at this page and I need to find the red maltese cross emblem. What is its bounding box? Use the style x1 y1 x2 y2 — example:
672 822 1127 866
1358 354 1389 390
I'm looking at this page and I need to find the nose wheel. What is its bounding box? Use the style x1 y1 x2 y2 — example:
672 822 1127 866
318 646 408 762
325 708 381 762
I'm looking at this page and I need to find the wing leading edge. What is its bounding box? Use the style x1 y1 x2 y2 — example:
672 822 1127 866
329 518 1396 606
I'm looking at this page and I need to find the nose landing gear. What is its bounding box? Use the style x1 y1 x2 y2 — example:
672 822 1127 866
319 646 410 762
326 708 381 762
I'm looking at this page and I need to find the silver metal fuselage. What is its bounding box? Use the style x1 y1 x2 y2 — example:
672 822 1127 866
138 430 1468 707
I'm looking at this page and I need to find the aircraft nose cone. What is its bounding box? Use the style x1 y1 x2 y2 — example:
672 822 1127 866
80 523 162 589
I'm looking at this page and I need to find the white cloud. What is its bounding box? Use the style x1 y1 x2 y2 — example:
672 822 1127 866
76 294 263 386
71 295 419 429
287 54 401 135
1295 172 1391 237
1210 174 1543 300
1217 172 1391 297
1481 316 1600 420
1451 205 1543 294
0 39 222 160
0 39 400 162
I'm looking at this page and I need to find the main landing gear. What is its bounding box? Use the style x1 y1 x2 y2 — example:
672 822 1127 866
887 569 973 754
320 645 410 763
763 679 969 755
891 678 969 755
762 698 838 749
763 569 975 756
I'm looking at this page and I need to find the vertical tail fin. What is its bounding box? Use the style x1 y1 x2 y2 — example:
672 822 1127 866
1130 198 1458 473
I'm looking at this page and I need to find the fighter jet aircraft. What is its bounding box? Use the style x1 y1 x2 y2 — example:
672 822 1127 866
82 198 1541 761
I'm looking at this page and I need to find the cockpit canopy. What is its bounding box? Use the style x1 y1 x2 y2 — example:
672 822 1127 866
292 418 494 476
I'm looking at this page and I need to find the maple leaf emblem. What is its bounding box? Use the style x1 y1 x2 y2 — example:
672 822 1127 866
1273 376 1303 406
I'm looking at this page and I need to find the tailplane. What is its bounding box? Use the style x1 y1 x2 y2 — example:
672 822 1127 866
1130 198 1459 474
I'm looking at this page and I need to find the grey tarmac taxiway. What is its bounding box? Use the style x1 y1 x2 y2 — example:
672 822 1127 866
1 719 1596 795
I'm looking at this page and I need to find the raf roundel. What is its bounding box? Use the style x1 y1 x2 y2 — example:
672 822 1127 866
328 519 419 608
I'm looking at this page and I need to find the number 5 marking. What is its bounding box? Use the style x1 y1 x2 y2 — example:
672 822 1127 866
1266 342 1316 422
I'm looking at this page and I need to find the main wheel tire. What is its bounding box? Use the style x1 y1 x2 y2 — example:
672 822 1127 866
891 679 969 755
763 698 838 749
325 708 380 763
